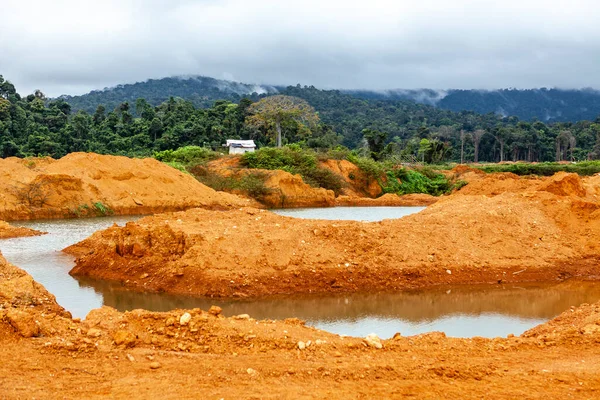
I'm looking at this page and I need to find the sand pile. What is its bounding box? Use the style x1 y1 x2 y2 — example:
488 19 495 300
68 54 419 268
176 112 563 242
0 153 253 220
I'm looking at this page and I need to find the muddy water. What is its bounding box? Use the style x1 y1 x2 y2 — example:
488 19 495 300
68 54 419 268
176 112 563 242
272 206 426 221
2 212 600 339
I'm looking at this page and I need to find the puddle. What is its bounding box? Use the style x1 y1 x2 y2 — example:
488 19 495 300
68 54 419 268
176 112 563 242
2 213 600 338
272 206 425 221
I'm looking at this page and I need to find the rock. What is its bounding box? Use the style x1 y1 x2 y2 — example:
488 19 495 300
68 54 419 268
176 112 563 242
582 324 600 335
392 332 402 340
364 333 383 349
126 354 135 362
140 273 149 279
5 309 39 338
208 306 222 316
315 339 327 345
165 317 176 326
179 312 192 326
247 368 258 375
149 361 161 369
87 328 102 337
446 270 452 275
233 314 250 320
298 341 306 350
113 330 137 348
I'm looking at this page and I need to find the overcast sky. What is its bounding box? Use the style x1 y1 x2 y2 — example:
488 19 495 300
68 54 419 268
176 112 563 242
2 0 600 97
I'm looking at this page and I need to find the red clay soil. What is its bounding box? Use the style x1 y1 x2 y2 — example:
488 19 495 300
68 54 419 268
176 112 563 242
2 254 600 398
319 159 383 198
65 171 600 299
205 157 336 208
0 153 254 221
0 221 45 238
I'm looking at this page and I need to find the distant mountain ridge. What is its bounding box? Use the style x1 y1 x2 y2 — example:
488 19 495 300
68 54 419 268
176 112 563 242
59 75 600 123
344 88 600 122
58 75 278 113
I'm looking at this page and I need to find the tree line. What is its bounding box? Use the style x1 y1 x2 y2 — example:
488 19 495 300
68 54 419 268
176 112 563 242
2 74 600 163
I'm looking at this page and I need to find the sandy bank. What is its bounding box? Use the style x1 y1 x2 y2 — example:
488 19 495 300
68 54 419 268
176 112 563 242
0 153 256 221
0 221 45 239
2 253 600 398
65 172 600 298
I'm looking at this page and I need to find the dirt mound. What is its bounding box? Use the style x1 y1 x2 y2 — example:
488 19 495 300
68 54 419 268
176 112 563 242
3 251 600 398
320 159 382 198
0 153 253 220
335 193 438 206
0 221 45 238
539 172 587 197
66 181 600 298
0 253 71 338
259 170 335 208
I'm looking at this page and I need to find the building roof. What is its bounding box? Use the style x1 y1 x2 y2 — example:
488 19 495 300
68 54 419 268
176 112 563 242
226 140 256 148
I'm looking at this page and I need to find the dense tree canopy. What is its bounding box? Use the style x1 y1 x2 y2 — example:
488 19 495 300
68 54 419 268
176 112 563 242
3 74 600 164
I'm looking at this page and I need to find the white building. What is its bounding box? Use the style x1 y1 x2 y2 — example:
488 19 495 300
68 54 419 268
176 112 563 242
224 139 256 154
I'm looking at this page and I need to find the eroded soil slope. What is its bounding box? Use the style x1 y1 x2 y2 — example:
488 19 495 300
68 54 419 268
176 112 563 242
67 172 600 298
2 253 600 398
0 153 255 221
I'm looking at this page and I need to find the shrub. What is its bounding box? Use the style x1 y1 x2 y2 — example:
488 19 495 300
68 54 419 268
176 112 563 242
241 146 344 195
384 168 453 196
153 146 219 165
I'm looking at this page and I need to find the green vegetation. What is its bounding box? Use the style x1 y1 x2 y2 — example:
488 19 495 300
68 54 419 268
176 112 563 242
382 168 454 196
241 146 344 195
189 167 272 200
5 73 600 184
476 161 600 176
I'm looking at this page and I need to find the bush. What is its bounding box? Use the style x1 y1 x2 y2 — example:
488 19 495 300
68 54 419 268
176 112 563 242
241 146 345 195
153 146 219 165
383 168 453 196
190 166 272 200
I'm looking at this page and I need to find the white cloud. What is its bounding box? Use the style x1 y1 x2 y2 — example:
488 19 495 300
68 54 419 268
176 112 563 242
1 0 599 96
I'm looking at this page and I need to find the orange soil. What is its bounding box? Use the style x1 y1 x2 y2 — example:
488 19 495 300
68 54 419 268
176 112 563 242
319 159 382 198
0 221 45 238
205 156 439 208
66 171 600 299
0 153 254 221
2 253 600 398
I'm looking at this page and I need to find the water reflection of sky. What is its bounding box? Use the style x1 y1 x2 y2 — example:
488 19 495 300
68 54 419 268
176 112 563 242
311 315 547 339
1 213 599 339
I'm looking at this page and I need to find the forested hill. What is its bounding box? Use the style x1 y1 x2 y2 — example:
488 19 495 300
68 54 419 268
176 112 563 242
345 88 600 122
59 76 278 113
62 76 600 123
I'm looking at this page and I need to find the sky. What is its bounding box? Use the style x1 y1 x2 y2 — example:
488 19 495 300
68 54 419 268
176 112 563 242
2 0 600 97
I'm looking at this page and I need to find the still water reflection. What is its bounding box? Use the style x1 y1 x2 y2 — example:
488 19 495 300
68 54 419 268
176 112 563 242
2 213 599 338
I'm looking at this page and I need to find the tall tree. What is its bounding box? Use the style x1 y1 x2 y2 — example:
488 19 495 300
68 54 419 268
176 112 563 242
246 95 319 147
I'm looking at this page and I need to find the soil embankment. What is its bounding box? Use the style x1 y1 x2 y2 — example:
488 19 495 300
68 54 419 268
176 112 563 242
0 221 45 238
66 171 600 298
204 156 438 208
2 253 600 398
0 153 255 221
